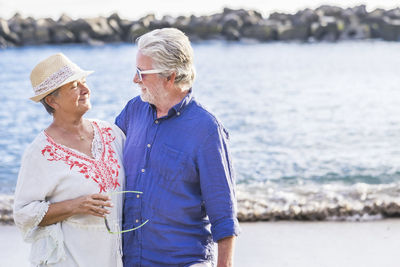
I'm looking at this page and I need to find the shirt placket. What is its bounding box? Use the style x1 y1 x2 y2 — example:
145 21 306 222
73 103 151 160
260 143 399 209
136 116 162 265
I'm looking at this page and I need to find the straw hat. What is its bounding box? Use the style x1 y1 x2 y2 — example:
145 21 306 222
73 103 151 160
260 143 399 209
30 53 94 102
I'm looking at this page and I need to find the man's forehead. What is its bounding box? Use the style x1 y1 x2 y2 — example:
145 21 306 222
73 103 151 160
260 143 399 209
136 52 153 67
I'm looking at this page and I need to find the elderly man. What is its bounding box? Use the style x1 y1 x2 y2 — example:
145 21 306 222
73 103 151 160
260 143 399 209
116 28 240 267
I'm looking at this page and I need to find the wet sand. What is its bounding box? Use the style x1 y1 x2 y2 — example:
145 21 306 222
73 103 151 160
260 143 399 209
2 220 400 267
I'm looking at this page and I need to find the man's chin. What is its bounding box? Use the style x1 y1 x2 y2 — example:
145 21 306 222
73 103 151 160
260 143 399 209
140 93 154 104
140 94 149 103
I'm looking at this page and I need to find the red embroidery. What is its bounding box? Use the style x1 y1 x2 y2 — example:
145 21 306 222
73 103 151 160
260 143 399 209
42 121 121 193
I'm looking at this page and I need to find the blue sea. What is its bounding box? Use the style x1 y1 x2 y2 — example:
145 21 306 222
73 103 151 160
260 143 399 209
1 41 400 221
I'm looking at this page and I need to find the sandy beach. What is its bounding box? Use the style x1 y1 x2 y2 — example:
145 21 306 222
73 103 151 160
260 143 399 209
2 220 400 267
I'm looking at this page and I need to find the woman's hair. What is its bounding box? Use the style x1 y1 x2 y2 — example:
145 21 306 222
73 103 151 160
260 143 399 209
137 28 196 91
40 89 60 114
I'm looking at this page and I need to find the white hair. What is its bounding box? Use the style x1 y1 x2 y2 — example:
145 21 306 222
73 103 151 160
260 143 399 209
136 28 196 91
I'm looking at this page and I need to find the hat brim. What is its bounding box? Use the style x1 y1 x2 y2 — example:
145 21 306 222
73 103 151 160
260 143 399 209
30 70 94 102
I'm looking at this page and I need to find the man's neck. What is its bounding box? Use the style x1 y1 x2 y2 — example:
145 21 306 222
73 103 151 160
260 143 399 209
155 89 189 118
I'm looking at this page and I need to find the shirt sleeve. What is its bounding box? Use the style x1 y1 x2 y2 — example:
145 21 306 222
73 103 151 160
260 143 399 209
13 141 66 265
196 126 241 242
115 101 130 134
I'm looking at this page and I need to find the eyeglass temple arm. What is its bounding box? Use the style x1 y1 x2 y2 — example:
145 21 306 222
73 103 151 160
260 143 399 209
139 69 164 74
107 190 144 195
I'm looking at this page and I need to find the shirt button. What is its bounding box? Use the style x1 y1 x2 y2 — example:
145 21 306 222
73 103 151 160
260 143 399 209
177 112 181 116
141 169 145 173
147 144 151 148
136 194 140 198
155 120 159 124
135 219 139 223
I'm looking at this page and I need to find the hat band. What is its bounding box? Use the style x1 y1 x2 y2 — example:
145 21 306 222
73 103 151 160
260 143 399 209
33 65 74 96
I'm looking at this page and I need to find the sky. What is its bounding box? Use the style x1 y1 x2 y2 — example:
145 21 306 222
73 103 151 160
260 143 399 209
0 0 399 20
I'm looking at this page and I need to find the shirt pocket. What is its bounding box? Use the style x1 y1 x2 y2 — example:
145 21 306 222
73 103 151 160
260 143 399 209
155 144 188 181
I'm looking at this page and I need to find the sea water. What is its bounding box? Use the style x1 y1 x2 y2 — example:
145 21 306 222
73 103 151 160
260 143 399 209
1 41 400 221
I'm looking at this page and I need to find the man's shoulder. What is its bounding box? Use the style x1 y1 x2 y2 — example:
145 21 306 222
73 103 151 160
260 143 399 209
188 99 227 133
124 95 144 109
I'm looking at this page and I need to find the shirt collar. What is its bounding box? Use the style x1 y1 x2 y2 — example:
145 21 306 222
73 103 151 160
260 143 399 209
148 88 193 120
169 88 193 116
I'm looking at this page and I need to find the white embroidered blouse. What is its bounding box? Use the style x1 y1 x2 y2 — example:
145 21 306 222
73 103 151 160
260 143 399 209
13 120 125 267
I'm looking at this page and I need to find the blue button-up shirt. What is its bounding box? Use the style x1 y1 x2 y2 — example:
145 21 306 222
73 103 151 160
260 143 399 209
115 90 240 266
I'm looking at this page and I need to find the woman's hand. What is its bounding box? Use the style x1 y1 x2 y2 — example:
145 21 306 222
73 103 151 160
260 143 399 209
38 193 113 226
72 193 113 217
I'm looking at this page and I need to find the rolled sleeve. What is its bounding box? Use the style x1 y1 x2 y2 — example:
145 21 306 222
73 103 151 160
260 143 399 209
197 126 241 242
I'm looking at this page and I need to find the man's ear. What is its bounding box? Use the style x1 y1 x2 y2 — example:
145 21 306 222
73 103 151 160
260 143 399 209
166 72 176 84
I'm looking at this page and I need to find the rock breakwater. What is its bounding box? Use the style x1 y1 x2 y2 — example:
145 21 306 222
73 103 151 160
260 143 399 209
2 5 400 48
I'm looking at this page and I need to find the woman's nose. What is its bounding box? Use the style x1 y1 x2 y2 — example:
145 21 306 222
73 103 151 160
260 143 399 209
79 81 89 93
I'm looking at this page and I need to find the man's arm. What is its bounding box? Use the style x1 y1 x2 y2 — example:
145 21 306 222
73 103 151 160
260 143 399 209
218 236 236 267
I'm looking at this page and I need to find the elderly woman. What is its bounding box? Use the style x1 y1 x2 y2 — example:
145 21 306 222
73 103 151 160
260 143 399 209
13 53 124 267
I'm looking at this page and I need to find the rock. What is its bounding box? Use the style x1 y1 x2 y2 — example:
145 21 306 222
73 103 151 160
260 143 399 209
350 5 368 18
7 13 24 34
139 14 156 28
85 17 118 41
380 17 400 41
269 12 292 22
19 26 36 45
66 17 118 43
363 9 386 38
241 10 263 28
385 8 400 20
277 20 309 41
223 27 240 41
311 16 341 41
58 14 73 24
107 13 123 36
221 12 243 40
186 15 223 40
107 13 122 25
0 35 10 48
127 23 149 42
34 18 54 44
52 25 75 43
241 21 277 41
108 19 122 35
316 5 344 18
78 31 104 45
0 18 19 44
118 19 135 41
340 23 371 40
222 12 243 30
66 18 91 39
293 8 319 25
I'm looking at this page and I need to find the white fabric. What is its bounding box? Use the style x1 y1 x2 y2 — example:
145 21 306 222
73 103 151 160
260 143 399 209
13 119 125 267
190 262 212 267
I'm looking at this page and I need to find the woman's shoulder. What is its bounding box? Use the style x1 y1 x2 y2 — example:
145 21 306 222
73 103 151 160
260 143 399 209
88 118 117 131
88 118 125 140
23 132 47 154
19 131 49 165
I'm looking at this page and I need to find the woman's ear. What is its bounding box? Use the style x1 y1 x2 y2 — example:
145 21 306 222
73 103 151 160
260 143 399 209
44 94 58 110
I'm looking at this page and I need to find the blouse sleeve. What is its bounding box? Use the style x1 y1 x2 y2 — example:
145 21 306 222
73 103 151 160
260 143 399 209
13 140 66 265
